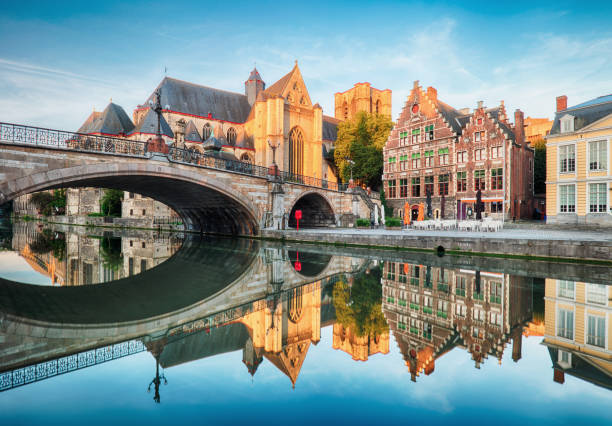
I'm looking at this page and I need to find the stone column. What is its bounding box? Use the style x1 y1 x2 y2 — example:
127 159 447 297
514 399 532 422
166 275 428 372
270 181 285 230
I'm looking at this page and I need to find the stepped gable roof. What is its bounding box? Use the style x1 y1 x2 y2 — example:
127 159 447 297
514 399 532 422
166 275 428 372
184 120 202 143
79 102 135 135
145 77 252 123
435 100 463 134
77 110 102 133
454 106 517 143
323 115 340 142
132 108 174 138
549 94 612 135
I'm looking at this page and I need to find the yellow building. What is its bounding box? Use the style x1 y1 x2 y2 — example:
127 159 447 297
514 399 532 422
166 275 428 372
545 94 612 226
524 116 552 145
542 279 612 388
334 82 392 120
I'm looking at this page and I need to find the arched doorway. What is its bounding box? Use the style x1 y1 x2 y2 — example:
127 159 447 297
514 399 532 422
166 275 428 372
289 193 335 228
288 127 304 176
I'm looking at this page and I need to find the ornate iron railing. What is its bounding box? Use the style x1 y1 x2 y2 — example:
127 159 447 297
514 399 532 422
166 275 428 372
0 339 144 393
0 122 149 158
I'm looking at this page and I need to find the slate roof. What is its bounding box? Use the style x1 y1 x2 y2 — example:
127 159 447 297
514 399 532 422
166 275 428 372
549 95 612 135
322 115 340 142
184 120 202 143
436 100 463 134
247 67 263 81
144 77 252 123
77 102 135 135
131 108 174 138
264 65 296 96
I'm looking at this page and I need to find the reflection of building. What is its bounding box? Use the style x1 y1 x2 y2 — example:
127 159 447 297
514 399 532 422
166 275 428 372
382 81 534 219
543 279 612 389
122 236 182 278
382 261 532 381
332 323 389 361
545 94 612 226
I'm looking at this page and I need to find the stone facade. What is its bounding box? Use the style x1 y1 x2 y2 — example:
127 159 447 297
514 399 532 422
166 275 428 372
524 116 553 145
66 188 103 215
334 82 392 120
382 82 534 220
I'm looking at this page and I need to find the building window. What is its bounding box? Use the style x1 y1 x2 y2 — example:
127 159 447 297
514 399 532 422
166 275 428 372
491 168 503 190
388 180 396 198
424 125 434 141
438 147 449 165
438 174 449 196
129 192 134 199
589 140 607 171
474 170 486 190
455 303 467 317
386 262 396 280
203 123 212 140
399 131 408 145
589 183 607 213
399 154 408 171
558 280 575 299
424 150 434 167
559 184 576 213
561 116 574 133
424 176 434 195
586 283 607 305
288 127 304 176
491 201 503 213
457 151 467 163
411 128 420 144
411 152 421 169
475 148 485 161
141 259 147 272
399 178 408 198
457 172 467 192
491 146 503 159
226 127 237 146
557 309 574 340
474 131 484 142
142 209 146 215
411 177 421 197
559 145 575 173
141 242 146 248
130 209 133 216
587 315 605 348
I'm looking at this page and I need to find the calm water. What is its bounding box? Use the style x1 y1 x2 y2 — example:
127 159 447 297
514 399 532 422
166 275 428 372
0 221 610 425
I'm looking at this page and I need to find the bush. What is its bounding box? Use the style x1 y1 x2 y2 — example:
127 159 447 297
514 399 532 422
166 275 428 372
355 218 370 227
87 212 105 217
385 217 401 227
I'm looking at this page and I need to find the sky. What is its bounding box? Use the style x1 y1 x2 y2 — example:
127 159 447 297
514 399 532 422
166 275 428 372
0 0 611 131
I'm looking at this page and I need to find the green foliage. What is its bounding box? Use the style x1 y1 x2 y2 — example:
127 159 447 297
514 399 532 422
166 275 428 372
29 229 66 261
385 217 401 227
29 190 65 216
379 189 393 217
333 111 393 190
100 189 123 217
355 218 370 227
333 267 388 338
100 237 123 271
532 138 546 195
87 212 106 217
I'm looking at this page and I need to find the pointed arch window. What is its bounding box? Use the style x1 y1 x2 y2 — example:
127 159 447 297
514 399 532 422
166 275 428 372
288 127 304 176
343 101 349 120
240 153 253 164
203 123 212 140
288 286 303 323
376 99 381 114
226 127 237 146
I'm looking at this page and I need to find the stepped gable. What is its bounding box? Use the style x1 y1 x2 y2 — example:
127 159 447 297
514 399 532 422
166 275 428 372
79 102 135 136
549 94 612 135
144 77 252 123
131 108 174 138
184 120 202 143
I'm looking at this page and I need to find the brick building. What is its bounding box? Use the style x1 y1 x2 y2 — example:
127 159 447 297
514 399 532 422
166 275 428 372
382 81 534 220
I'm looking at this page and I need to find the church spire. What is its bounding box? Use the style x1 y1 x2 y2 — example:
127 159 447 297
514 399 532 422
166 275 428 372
245 66 265 106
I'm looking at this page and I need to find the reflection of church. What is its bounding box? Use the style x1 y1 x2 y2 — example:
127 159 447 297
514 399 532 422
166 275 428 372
381 262 533 381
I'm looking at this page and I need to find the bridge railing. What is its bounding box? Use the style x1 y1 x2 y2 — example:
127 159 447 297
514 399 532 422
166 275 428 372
168 146 350 192
0 122 149 158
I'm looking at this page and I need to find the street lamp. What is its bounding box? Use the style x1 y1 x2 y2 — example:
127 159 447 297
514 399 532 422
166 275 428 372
344 156 355 181
268 138 279 178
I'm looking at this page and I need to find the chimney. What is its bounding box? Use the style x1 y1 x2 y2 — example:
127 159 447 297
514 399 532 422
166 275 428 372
553 368 565 384
427 86 437 102
514 109 525 145
477 100 484 109
556 95 567 112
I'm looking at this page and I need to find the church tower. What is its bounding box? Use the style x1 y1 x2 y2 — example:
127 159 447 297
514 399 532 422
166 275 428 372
245 67 265 106
334 82 392 121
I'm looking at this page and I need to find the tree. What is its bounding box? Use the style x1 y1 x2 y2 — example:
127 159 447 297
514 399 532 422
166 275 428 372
334 111 393 190
100 189 124 217
29 189 65 216
532 138 546 195
100 236 123 271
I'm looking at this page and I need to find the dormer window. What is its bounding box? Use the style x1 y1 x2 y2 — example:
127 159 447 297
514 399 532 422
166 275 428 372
560 115 574 133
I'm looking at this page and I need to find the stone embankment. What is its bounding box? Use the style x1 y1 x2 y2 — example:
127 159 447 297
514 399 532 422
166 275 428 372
261 228 612 264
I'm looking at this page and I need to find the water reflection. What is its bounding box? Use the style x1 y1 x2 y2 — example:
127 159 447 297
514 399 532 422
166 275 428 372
0 221 610 422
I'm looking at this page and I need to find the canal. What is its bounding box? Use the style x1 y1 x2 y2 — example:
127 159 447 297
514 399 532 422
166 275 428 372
0 221 610 424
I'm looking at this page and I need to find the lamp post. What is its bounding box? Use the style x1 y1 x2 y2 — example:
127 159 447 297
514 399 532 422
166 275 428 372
268 138 279 178
344 156 355 181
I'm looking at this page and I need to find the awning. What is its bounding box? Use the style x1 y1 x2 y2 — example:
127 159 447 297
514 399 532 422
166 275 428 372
460 198 504 203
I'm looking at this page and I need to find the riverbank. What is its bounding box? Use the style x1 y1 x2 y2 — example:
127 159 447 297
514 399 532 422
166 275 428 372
11 214 184 232
261 227 612 264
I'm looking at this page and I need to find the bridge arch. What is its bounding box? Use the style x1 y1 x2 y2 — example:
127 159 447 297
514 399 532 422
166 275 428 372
1 162 260 235
288 191 336 228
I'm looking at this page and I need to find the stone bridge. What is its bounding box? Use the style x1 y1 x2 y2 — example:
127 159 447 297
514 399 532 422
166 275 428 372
0 122 381 234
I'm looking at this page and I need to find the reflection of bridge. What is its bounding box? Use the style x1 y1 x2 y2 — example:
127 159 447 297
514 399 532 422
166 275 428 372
0 122 380 234
0 235 368 392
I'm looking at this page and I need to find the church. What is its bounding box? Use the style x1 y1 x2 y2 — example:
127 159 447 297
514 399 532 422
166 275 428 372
77 62 392 185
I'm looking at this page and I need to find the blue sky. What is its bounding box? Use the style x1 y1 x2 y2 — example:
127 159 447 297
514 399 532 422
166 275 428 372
0 1 611 130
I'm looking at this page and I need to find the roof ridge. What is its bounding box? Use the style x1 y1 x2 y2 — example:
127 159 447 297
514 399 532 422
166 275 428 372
163 76 247 98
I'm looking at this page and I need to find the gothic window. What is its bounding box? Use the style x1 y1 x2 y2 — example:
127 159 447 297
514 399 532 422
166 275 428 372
300 96 307 105
287 92 294 103
240 153 253 164
288 127 304 176
376 99 381 114
288 286 303 323
343 101 349 120
203 123 212 140
226 127 237 146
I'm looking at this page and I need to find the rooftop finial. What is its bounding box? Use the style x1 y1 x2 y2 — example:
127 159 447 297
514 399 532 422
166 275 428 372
294 59 298 67
109 97 112 103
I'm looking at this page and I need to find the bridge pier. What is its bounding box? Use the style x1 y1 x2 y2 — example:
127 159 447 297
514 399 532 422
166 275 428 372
270 181 285 231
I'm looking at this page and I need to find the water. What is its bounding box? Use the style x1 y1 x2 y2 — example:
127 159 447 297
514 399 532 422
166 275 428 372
0 221 610 425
